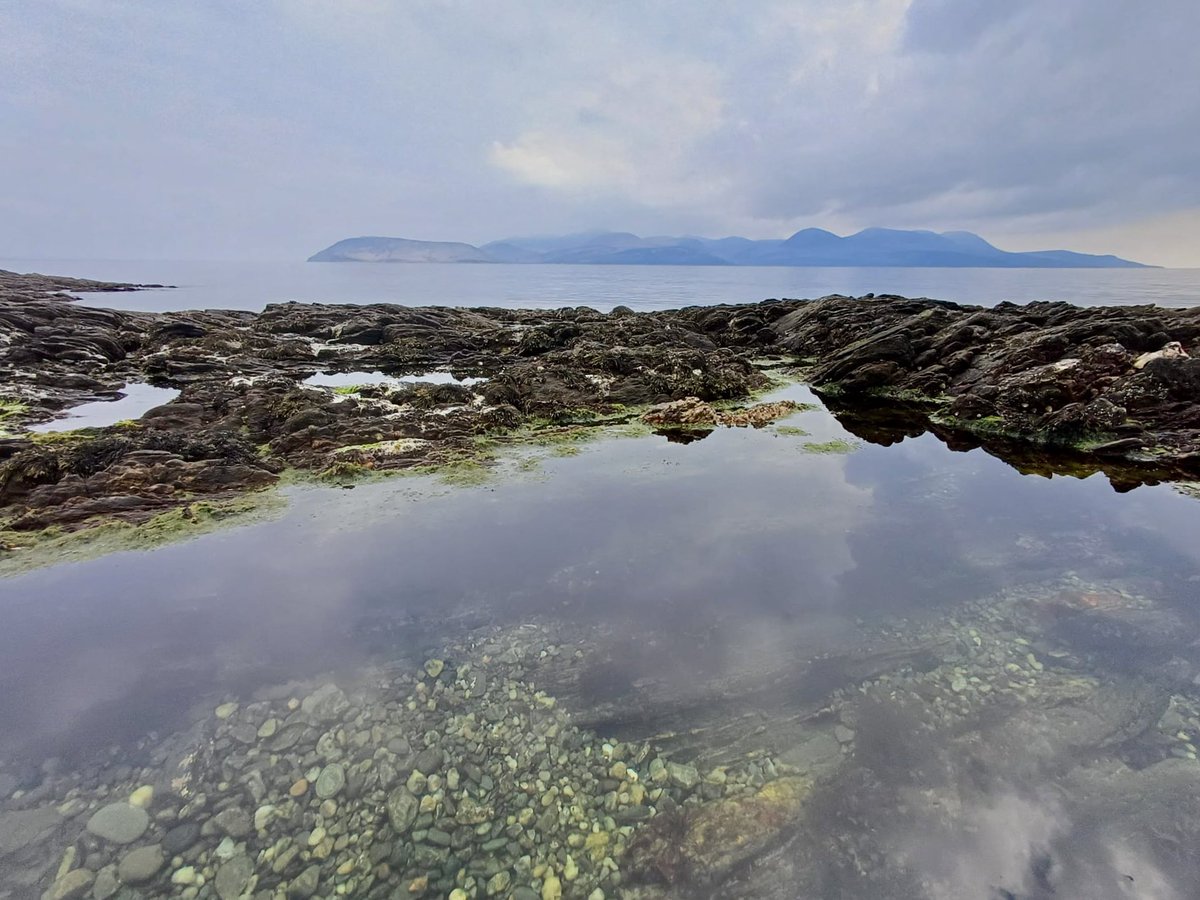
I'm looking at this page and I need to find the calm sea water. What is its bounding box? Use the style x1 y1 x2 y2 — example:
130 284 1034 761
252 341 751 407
2 383 1200 897
2 258 1199 312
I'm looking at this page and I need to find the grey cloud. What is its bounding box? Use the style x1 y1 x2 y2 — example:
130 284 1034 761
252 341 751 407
0 1 1196 259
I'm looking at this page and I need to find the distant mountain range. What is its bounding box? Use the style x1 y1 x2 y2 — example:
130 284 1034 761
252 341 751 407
308 229 1149 268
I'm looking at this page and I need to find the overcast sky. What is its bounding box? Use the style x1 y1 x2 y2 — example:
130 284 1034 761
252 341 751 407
2 1 1198 265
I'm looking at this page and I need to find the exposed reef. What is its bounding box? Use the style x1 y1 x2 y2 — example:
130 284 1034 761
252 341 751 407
2 274 1200 552
775 295 1200 470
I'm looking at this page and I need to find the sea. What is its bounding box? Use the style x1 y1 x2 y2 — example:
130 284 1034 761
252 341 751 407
2 258 1198 312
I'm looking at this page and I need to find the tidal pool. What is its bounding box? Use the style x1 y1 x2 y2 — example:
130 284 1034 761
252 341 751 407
2 387 1200 899
302 370 487 389
28 383 180 433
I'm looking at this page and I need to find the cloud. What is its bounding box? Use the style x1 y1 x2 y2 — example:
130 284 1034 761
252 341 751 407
489 58 726 205
0 1 1197 260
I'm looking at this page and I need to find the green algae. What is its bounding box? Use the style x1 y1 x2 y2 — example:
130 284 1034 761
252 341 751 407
800 439 860 454
0 492 286 577
774 425 811 437
0 398 28 438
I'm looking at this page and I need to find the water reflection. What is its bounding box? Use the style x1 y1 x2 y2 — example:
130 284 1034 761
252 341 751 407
2 390 1200 898
28 383 180 433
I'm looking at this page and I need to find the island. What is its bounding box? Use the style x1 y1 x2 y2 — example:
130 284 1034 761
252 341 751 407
308 228 1150 268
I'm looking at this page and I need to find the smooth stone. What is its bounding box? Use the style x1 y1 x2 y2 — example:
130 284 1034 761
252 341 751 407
213 807 252 838
91 864 120 900
171 866 199 886
541 875 563 900
253 805 276 831
647 758 667 783
214 855 254 900
423 659 445 678
834 724 855 744
386 787 419 833
412 747 444 774
215 836 238 860
40 869 93 900
315 764 346 799
92 865 120 900
290 864 321 899
117 844 165 884
86 803 150 844
300 684 350 723
162 821 201 854
487 870 512 895
288 778 309 797
665 762 700 790
215 702 239 719
128 786 154 809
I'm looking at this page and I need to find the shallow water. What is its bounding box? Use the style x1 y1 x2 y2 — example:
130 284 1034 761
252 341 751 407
27 383 180 433
303 371 487 389
3 386 1200 898
4 258 1200 312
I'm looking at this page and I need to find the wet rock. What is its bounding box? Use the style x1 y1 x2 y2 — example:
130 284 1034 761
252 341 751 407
412 747 444 775
314 763 345 799
162 820 199 854
627 776 810 887
386 787 419 833
0 806 61 858
40 868 93 900
289 864 322 899
213 807 252 838
777 732 841 775
776 295 1200 473
300 684 350 723
214 855 255 900
642 398 718 428
92 865 120 900
665 762 699 790
85 803 149 844
116 844 164 884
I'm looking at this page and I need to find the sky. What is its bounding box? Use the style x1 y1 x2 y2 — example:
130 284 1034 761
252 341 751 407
2 1 1198 266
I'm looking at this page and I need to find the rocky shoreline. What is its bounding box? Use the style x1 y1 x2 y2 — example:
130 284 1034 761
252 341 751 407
1 271 1198 555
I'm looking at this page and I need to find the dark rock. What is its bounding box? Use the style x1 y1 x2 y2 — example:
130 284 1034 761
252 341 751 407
162 821 201 854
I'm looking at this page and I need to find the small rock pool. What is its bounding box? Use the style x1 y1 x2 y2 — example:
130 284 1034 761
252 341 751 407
28 383 180 433
303 370 486 390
